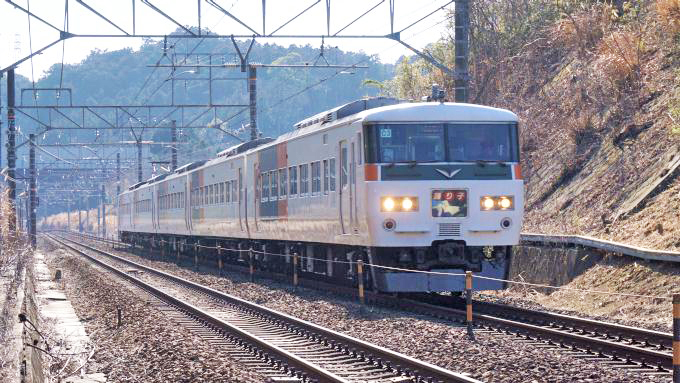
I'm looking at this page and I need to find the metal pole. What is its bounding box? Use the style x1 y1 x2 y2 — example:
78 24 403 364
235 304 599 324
293 252 299 291
137 141 142 182
101 184 106 239
674 294 680 382
78 197 82 233
7 69 17 234
86 197 90 234
67 199 71 232
217 244 223 276
29 134 36 247
248 66 257 141
466 271 475 340
249 247 254 282
357 259 365 305
116 152 121 196
171 120 177 171
194 242 199 269
0 71 3 169
454 0 469 103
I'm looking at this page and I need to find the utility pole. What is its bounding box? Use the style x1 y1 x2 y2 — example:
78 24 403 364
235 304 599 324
171 120 178 171
248 66 257 141
7 69 17 234
1 71 3 169
86 197 90 233
116 152 121 195
29 134 36 247
454 0 470 103
101 184 106 239
78 197 82 233
137 141 143 182
97 191 101 237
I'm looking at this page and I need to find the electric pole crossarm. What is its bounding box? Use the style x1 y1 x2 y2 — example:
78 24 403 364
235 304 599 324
76 0 131 35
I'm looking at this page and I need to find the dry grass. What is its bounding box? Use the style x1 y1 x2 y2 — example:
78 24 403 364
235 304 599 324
594 30 642 84
656 0 680 34
40 208 117 238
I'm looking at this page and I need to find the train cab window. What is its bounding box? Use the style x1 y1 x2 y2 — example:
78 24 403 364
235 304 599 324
279 169 287 199
323 160 329 194
329 158 336 192
289 166 298 196
270 171 278 200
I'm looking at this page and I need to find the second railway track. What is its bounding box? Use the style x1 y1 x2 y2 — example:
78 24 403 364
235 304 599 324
49 234 481 383
67 232 675 379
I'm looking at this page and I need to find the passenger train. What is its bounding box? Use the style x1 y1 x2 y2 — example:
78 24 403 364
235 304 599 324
117 97 523 292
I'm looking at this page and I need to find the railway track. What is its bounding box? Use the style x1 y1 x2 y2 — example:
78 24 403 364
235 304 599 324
48 234 481 383
68 232 673 378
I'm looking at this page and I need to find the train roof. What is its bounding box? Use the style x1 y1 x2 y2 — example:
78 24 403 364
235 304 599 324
294 97 403 130
360 102 518 123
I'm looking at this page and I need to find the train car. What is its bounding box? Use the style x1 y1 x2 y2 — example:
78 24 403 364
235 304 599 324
118 97 523 292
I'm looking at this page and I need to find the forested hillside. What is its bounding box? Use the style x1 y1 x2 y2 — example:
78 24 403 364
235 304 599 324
383 0 680 250
6 36 394 166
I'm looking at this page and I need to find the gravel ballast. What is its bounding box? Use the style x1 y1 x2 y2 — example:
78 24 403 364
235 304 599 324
97 243 671 383
45 241 265 383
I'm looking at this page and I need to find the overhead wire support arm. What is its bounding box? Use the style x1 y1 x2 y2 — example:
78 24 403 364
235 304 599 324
269 0 321 36
206 0 260 36
75 0 130 35
140 0 196 36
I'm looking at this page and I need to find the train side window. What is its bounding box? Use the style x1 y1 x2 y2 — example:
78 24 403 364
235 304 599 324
279 169 287 199
233 178 238 202
323 160 329 194
357 133 362 165
263 172 270 201
271 170 278 200
300 164 309 196
289 166 297 196
341 147 348 187
330 158 336 192
220 182 225 203
312 162 321 194
226 181 231 203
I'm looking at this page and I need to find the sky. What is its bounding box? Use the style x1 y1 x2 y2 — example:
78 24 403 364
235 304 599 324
0 0 454 80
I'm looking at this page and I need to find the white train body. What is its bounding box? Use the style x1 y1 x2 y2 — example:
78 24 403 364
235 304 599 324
118 99 523 292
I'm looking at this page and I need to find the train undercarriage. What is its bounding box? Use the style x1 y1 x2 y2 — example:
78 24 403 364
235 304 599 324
119 232 512 292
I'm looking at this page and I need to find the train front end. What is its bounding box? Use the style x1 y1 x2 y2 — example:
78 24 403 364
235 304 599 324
362 102 523 292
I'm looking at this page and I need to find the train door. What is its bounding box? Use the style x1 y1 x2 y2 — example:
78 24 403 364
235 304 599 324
339 140 350 234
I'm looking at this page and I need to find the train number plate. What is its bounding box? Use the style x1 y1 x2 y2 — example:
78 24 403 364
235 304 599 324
431 190 467 217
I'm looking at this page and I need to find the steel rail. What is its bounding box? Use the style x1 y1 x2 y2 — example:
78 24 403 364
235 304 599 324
71 232 672 373
48 235 350 383
53 234 482 383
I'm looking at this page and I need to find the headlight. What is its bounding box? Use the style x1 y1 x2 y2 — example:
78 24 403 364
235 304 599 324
482 197 495 210
383 197 395 211
381 196 419 212
480 196 514 211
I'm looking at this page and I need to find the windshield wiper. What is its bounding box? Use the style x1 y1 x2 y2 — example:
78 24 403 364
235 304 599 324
475 159 508 167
